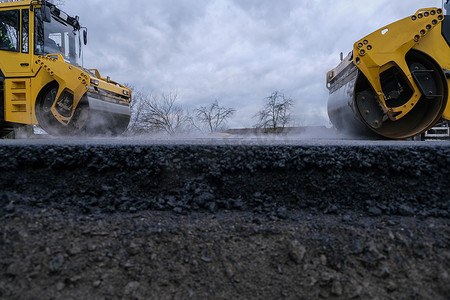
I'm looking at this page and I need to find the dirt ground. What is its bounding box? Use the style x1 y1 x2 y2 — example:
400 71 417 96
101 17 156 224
1 207 449 300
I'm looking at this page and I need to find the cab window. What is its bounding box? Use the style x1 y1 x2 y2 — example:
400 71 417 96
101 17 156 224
0 10 19 52
22 9 29 53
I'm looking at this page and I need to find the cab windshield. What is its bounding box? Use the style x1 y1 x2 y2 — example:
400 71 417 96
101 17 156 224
35 8 81 66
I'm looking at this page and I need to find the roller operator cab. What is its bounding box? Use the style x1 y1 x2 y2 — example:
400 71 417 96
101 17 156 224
0 0 131 136
326 5 450 139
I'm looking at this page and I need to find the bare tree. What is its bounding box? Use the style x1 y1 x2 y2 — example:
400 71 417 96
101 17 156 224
195 100 236 133
125 85 146 134
254 91 294 131
142 91 189 135
125 88 190 135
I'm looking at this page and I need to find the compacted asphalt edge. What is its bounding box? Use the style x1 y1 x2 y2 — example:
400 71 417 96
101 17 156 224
0 140 448 217
0 139 449 299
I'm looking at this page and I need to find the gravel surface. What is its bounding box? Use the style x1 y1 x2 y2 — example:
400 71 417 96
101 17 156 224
0 138 449 299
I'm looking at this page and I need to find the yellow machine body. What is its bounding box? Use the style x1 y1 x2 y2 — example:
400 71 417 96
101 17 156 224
0 1 131 136
327 8 450 139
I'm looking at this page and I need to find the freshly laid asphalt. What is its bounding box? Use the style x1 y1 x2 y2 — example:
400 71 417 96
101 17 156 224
1 137 448 218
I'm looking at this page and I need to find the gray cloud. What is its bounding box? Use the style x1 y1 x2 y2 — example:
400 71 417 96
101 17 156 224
63 0 443 128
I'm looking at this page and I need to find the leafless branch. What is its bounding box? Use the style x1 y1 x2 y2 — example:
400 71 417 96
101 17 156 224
142 91 189 135
125 88 189 135
195 100 236 133
254 91 294 131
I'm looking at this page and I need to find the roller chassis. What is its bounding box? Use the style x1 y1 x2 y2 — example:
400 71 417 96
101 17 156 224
327 8 450 139
0 0 131 136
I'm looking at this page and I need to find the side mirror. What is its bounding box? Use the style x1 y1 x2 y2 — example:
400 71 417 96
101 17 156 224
83 29 88 45
42 5 51 23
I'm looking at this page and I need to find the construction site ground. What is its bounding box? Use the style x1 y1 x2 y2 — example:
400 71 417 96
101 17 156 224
0 138 449 299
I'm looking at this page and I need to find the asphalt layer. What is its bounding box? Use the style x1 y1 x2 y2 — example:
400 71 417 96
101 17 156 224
0 137 449 299
0 138 449 217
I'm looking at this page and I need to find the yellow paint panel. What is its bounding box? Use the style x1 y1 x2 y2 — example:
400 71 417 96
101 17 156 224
12 104 26 112
4 78 32 124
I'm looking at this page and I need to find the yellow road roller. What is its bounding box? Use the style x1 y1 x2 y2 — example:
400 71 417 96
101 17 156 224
327 6 450 139
0 1 131 136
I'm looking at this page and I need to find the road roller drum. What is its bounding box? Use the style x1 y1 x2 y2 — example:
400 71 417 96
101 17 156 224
327 6 450 139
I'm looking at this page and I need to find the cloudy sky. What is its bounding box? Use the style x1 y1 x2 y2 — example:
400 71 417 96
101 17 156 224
60 0 444 128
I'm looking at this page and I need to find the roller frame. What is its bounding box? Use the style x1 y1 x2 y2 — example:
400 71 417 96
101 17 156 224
36 54 89 126
352 8 445 121
327 7 450 139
